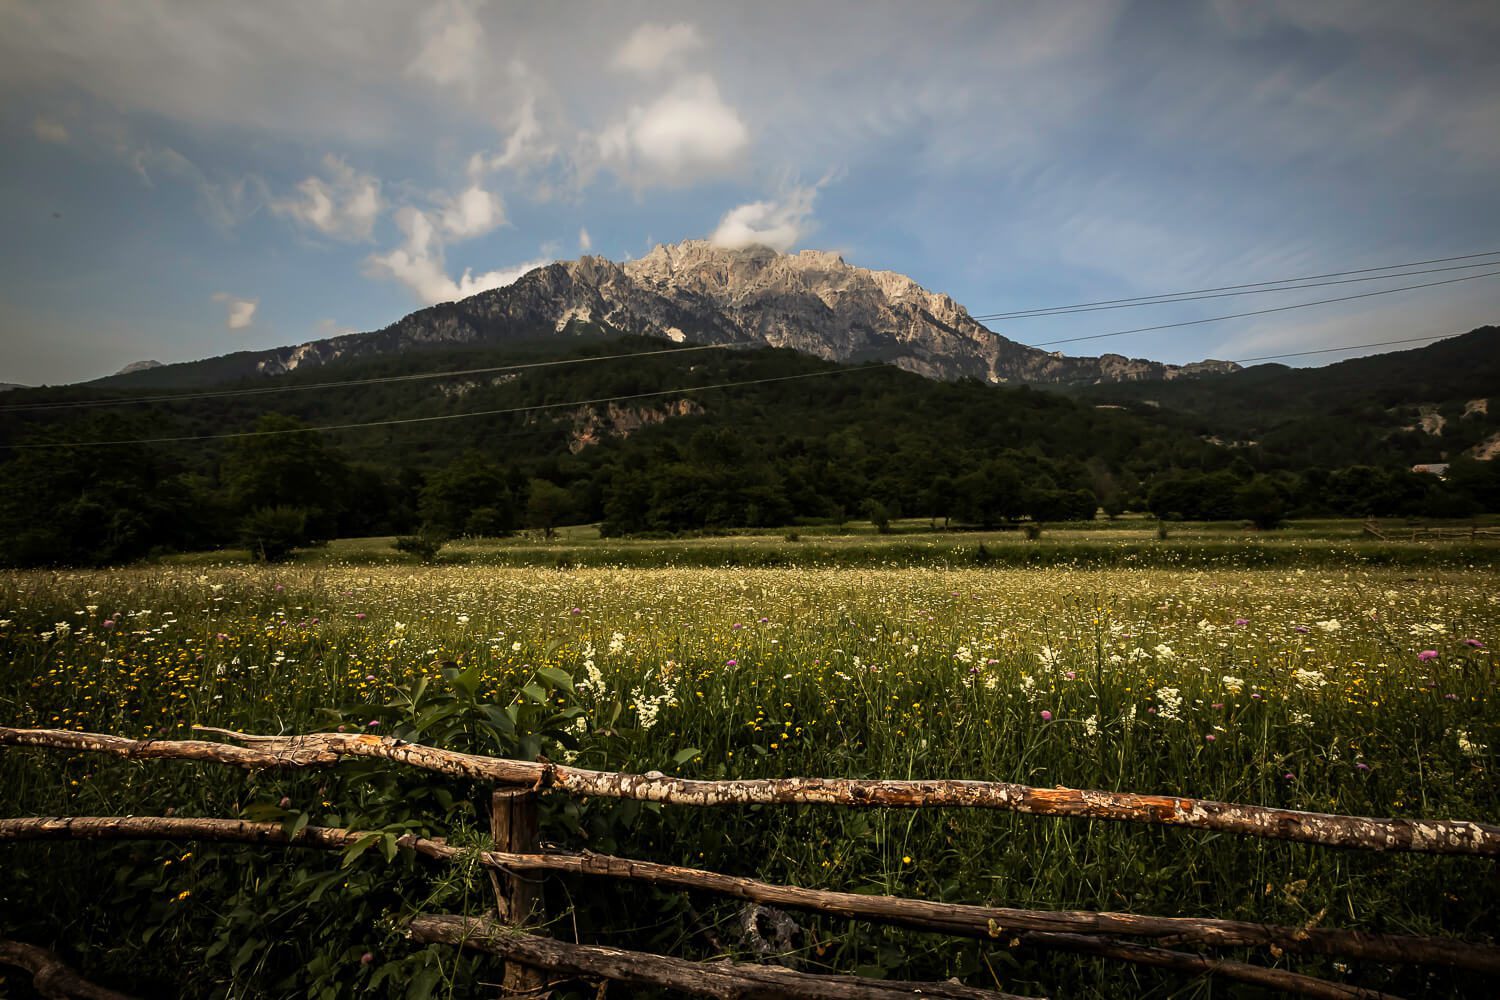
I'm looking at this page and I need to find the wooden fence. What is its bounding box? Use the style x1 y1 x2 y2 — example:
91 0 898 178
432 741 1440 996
1362 519 1500 542
3 723 1499 999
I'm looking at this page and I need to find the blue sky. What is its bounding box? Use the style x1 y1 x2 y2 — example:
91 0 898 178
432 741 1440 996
2 0 1498 385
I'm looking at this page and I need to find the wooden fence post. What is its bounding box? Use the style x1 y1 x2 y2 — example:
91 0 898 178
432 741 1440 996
489 788 547 996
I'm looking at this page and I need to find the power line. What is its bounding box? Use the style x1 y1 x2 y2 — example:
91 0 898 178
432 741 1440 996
971 248 1500 321
0 343 734 414
970 260 1499 321
11 326 1490 450
8 364 890 450
1019 268 1500 349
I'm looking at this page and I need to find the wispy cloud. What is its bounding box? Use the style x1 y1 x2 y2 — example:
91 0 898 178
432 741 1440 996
611 23 703 75
272 155 383 242
365 206 550 304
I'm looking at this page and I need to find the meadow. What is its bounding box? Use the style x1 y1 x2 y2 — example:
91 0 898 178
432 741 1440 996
2 540 1498 996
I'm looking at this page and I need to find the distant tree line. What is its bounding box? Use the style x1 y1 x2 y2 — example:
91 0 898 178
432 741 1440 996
3 339 1500 566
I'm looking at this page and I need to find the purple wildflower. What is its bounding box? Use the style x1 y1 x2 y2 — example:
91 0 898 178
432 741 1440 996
1417 649 1439 662
1040 710 1053 722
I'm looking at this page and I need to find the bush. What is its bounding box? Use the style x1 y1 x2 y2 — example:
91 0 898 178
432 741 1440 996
1023 522 1044 540
239 506 309 562
393 530 447 564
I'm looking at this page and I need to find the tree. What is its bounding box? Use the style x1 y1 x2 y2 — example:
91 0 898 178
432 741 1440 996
1236 476 1286 530
419 453 519 537
525 479 573 539
222 414 347 540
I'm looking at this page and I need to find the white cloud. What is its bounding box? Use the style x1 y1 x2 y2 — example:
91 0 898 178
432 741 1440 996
438 183 506 239
406 0 485 91
32 115 68 143
709 182 824 252
596 74 749 187
612 23 703 75
272 155 383 242
578 226 592 252
365 205 550 304
212 292 257 330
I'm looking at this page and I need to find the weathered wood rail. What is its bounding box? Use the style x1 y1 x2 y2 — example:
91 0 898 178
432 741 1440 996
4 724 1499 856
8 814 1491 984
0 939 138 1000
6 724 1499 997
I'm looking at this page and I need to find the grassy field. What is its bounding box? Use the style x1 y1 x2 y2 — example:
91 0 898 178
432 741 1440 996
165 514 1500 570
3 528 1498 997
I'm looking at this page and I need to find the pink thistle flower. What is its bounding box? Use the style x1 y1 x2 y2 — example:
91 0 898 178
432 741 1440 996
1463 638 1485 648
1417 649 1439 662
1039 710 1053 722
1234 618 1249 626
1205 734 1216 743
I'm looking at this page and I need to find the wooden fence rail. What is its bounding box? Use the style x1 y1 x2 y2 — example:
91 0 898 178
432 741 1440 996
4 724 1498 856
7 724 1497 997
7 815 1492 983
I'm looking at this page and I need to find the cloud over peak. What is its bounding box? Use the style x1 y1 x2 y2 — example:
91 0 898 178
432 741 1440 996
710 182 824 253
366 205 549 305
596 74 749 187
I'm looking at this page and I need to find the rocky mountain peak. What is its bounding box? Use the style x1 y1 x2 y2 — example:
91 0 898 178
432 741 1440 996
245 238 1238 385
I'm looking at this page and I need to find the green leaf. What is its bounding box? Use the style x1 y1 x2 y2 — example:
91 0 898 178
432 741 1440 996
671 747 702 766
537 666 575 692
380 832 398 862
283 811 309 840
520 682 550 705
478 704 516 736
341 832 382 868
451 665 483 699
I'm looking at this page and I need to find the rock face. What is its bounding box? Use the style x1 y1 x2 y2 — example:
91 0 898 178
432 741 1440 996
251 240 1237 384
116 360 164 375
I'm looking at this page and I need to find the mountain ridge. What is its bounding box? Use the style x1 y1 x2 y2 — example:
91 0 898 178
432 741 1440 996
100 240 1238 389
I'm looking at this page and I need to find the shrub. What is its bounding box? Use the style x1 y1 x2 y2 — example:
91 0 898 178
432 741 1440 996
239 506 309 562
393 530 447 564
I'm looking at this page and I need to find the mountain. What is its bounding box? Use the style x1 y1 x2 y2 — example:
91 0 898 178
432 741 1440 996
1070 326 1500 468
115 359 163 376
0 384 27 393
98 241 1237 389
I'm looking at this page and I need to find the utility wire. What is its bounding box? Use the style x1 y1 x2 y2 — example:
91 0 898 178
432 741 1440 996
8 364 889 450
971 248 1500 321
970 260 1498 321
0 343 733 414
11 325 1492 450
1019 268 1500 349
1014 331 1489 389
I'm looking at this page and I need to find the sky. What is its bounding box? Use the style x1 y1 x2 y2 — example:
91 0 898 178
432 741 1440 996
1 0 1498 385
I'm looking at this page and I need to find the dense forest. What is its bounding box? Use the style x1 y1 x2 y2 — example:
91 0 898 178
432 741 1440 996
2 334 1497 566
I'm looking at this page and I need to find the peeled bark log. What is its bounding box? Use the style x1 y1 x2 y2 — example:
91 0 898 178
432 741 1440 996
2 724 1497 856
1008 932 1402 1000
407 913 1031 1000
0 940 138 1000
4 815 1488 981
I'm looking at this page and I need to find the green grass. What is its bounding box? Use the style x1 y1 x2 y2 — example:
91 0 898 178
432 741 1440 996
2 552 1497 997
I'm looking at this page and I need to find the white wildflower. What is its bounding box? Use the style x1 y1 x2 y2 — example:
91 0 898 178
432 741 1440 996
1155 687 1183 721
1221 675 1245 694
1292 668 1327 689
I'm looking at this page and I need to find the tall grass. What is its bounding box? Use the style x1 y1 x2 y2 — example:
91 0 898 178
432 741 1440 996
1 564 1496 997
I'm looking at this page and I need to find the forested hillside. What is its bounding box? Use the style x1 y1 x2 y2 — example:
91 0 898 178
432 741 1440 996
2 334 1497 567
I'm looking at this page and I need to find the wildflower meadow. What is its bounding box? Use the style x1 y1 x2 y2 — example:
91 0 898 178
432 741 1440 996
1 558 1496 997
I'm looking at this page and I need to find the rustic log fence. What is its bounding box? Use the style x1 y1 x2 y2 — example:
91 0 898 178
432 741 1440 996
4 723 1498 998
